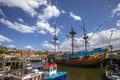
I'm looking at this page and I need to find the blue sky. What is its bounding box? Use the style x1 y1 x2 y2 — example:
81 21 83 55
0 0 120 51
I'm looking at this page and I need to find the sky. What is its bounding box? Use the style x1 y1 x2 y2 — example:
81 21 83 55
0 0 120 52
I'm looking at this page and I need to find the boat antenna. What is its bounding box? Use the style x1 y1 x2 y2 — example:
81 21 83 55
53 25 58 54
69 28 76 54
81 20 88 52
109 31 113 45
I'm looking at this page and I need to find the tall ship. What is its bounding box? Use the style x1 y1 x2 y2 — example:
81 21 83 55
49 23 112 67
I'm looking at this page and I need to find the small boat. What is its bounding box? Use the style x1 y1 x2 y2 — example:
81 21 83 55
25 58 44 70
30 59 44 69
24 63 33 70
43 63 67 80
105 64 120 80
0 65 11 72
13 58 43 80
0 57 11 78
13 69 43 80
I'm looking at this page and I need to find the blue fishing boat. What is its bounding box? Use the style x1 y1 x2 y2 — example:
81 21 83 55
43 63 67 80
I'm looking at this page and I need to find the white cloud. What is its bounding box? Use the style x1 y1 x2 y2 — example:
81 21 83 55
37 20 60 35
116 20 120 27
0 0 61 35
0 35 12 42
0 0 47 17
41 41 54 51
0 9 6 18
17 18 24 23
0 0 62 19
8 45 15 48
38 29 46 34
61 10 66 14
112 3 120 16
60 26 65 28
70 12 81 21
59 28 120 51
0 18 35 33
59 39 72 51
38 4 60 21
24 45 33 49
37 4 61 35
37 21 54 34
0 0 62 35
59 38 84 51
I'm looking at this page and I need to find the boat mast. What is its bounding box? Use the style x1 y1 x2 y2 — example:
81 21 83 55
69 28 76 54
82 20 88 52
22 58 24 78
53 26 58 54
3 57 5 76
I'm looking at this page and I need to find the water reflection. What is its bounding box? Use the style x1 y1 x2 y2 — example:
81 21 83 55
58 66 107 80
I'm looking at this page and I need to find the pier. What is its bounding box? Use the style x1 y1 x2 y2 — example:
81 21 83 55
102 51 120 67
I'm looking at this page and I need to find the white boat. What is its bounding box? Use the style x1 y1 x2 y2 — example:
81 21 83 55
43 63 67 80
13 58 43 80
105 64 120 80
14 69 43 80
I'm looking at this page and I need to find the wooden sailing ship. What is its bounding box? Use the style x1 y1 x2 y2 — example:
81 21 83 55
49 24 112 67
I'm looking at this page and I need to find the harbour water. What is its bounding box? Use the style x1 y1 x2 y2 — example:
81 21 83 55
58 66 107 80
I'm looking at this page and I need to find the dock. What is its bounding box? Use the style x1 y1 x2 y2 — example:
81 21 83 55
103 52 120 67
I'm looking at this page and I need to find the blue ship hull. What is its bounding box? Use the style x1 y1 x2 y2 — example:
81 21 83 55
49 47 110 67
46 72 67 80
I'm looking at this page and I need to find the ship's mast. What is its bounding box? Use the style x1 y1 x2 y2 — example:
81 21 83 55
82 20 88 52
81 19 101 52
53 26 58 54
69 28 76 54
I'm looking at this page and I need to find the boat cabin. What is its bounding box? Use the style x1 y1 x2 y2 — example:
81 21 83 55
43 63 57 78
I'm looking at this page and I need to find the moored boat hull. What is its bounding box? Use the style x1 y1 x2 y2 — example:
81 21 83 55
53 54 106 67
105 64 120 80
46 72 67 80
50 46 111 67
